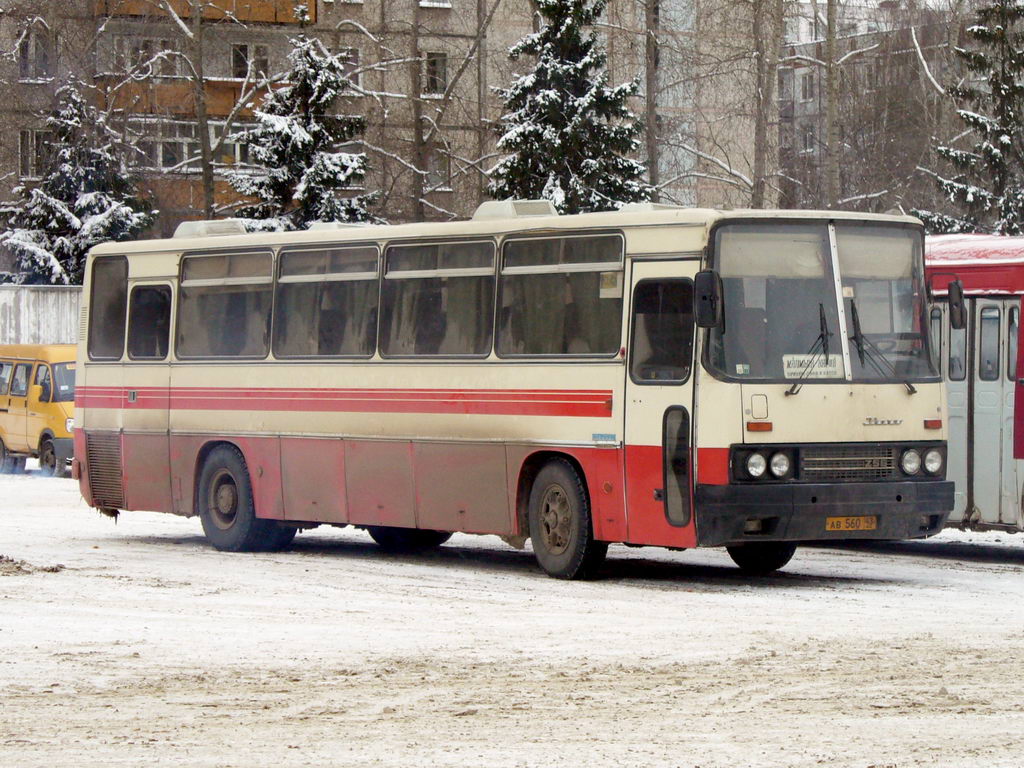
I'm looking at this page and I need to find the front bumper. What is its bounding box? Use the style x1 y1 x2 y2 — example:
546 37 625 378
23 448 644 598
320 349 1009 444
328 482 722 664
694 480 954 547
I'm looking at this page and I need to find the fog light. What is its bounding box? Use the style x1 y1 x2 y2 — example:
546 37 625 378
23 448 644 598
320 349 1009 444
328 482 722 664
924 449 943 475
744 518 764 533
746 452 767 478
901 449 921 475
769 452 791 478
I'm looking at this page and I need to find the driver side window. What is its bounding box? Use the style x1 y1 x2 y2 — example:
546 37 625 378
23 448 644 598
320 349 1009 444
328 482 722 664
33 364 51 401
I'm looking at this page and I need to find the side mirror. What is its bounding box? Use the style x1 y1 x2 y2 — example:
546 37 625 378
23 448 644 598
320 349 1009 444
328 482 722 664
948 280 966 330
695 270 724 329
31 383 49 403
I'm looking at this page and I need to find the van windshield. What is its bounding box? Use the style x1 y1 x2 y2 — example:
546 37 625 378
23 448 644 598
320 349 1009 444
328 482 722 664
52 362 75 402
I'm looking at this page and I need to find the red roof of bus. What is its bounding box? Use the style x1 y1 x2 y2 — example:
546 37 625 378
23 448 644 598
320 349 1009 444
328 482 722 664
925 233 1024 296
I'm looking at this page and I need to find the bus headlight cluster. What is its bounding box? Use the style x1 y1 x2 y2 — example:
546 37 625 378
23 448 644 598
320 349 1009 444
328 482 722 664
744 451 792 479
900 447 944 476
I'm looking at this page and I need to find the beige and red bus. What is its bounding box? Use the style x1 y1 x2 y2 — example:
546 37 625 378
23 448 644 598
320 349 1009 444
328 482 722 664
74 201 955 578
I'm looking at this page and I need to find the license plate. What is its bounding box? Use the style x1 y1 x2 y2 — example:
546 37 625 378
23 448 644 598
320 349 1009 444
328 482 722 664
825 515 878 532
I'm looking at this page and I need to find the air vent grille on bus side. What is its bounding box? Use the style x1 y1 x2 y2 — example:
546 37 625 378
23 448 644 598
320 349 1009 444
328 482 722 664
86 432 125 508
79 304 88 343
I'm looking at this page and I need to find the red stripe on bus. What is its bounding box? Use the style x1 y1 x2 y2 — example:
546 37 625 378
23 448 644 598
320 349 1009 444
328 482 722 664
75 386 614 418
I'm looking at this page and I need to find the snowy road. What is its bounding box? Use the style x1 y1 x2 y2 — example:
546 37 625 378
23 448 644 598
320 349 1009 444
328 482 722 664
2 472 1024 768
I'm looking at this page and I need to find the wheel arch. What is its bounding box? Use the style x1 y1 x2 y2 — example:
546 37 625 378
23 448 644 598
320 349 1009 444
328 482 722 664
514 450 592 537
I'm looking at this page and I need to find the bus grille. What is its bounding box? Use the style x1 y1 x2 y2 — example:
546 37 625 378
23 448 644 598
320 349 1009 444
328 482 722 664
86 432 124 509
800 445 897 481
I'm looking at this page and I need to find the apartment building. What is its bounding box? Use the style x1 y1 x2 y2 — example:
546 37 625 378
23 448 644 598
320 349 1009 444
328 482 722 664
0 0 764 247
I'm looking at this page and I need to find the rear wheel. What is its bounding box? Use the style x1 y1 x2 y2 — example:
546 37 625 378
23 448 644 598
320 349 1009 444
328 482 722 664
39 440 58 477
197 445 295 552
726 542 797 575
366 526 452 552
528 460 608 579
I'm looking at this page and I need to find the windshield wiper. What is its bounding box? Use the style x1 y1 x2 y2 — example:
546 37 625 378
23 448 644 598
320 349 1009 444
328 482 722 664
785 303 831 396
849 300 916 395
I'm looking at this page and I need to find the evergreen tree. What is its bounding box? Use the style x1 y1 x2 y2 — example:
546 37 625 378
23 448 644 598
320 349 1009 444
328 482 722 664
915 0 1024 234
488 0 652 214
0 81 154 284
227 29 377 230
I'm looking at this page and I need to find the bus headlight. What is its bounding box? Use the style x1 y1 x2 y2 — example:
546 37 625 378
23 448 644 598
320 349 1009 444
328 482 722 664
746 452 767 478
923 449 943 475
769 452 791 478
65 418 74 433
901 449 922 475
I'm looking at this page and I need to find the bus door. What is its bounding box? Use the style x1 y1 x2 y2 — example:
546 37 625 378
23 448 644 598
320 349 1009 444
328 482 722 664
121 283 173 512
943 302 969 522
4 362 32 452
624 260 697 547
972 298 1015 525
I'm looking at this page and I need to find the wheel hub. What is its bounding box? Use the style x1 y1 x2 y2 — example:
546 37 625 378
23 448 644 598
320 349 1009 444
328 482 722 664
539 484 572 555
208 470 239 530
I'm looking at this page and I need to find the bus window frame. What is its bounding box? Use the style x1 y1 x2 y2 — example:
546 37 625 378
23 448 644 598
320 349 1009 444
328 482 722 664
273 242 382 361
87 254 129 362
1008 304 1019 382
628 277 695 386
127 282 174 362
175 248 276 362
378 238 498 360
495 230 626 360
979 305 1001 382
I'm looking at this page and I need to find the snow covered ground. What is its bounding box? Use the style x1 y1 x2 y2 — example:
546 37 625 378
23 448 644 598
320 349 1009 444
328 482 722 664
2 470 1024 767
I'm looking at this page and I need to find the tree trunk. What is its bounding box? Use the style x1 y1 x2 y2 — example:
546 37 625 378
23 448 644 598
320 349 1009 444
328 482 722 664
751 0 782 208
191 2 215 219
411 2 426 222
824 0 839 208
644 0 659 201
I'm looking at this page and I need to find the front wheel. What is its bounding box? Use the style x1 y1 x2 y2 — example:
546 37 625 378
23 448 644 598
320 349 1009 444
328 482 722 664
39 440 59 477
197 445 295 552
528 460 608 579
726 542 797 575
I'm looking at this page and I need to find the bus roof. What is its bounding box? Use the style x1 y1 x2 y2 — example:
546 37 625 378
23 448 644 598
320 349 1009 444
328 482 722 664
925 233 1024 296
89 207 923 258
0 344 77 363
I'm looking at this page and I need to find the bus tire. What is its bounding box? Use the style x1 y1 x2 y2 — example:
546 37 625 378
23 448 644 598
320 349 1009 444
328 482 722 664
39 439 58 477
528 459 608 580
366 526 452 552
197 445 290 552
0 439 13 474
726 542 797 575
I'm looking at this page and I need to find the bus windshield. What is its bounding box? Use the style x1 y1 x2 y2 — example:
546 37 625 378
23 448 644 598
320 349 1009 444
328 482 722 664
707 222 937 383
52 362 75 402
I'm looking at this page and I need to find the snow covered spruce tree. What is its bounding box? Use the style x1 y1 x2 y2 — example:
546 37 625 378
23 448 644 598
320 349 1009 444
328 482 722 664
487 0 652 214
0 81 153 285
915 0 1024 234
227 25 377 230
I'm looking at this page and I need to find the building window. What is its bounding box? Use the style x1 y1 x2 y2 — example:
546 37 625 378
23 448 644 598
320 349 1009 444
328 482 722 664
422 51 447 97
130 119 254 170
114 37 179 76
800 123 815 154
799 71 815 101
337 47 360 88
231 43 269 80
18 26 53 80
19 130 54 178
425 147 451 190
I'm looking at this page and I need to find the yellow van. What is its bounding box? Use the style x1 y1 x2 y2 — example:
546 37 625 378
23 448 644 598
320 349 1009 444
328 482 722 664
0 344 76 476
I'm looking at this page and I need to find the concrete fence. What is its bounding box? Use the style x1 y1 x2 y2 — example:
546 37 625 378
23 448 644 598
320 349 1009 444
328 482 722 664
0 285 82 345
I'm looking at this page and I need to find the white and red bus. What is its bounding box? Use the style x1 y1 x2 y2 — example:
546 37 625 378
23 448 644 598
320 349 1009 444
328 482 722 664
74 202 955 578
926 234 1024 532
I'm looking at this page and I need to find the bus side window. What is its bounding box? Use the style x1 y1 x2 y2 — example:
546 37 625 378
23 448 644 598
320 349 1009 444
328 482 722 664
949 308 967 382
379 241 494 357
1008 305 1019 381
0 361 12 394
128 285 172 360
88 255 128 360
177 251 273 359
630 279 694 384
979 306 1000 381
497 235 623 356
930 307 942 374
10 364 30 397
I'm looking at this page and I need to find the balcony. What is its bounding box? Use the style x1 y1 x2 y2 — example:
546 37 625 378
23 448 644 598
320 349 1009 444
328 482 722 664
93 0 315 24
96 76 268 118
